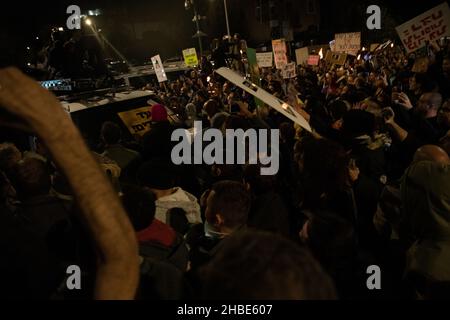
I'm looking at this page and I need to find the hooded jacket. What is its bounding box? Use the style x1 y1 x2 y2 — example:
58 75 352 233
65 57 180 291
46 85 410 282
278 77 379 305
155 187 201 225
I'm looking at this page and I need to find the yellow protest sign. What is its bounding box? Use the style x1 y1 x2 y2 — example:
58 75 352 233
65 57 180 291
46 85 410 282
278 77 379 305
182 48 199 67
118 106 152 136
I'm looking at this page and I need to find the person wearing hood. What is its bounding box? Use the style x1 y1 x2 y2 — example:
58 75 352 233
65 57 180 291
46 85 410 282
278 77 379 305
141 104 175 162
137 161 201 227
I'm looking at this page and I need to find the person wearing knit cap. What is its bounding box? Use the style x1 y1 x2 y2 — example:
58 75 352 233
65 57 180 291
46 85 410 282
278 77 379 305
151 104 168 123
142 104 175 161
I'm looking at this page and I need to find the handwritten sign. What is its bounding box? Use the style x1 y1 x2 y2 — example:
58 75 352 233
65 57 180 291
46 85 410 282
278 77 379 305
396 2 450 54
295 47 309 65
256 52 273 68
307 55 320 66
281 62 297 79
118 106 153 136
335 32 361 56
325 51 347 65
272 39 288 69
151 54 167 83
182 48 199 67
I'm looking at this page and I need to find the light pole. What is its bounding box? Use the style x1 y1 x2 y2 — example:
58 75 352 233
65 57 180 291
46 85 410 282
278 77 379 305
185 0 206 56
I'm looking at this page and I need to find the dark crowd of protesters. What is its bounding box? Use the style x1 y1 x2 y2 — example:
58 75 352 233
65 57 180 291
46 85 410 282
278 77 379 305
1 34 450 299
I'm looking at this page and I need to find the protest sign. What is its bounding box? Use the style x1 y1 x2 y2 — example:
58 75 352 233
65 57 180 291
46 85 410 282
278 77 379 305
395 2 450 54
307 55 320 66
272 39 288 69
216 67 311 132
325 51 347 65
335 32 361 56
256 52 273 68
370 43 380 52
118 106 153 136
151 54 167 83
182 48 198 67
295 47 309 65
282 62 297 79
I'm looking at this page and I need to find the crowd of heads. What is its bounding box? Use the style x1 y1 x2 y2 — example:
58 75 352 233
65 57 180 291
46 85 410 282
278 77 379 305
1 37 450 299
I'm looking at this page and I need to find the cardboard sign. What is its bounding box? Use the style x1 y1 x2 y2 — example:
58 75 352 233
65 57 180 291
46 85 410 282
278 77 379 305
216 67 311 132
295 47 309 65
182 48 198 67
307 55 320 66
325 51 347 65
282 62 297 79
396 2 450 54
151 54 167 83
256 52 273 68
370 43 380 52
118 106 153 136
335 32 361 56
272 39 288 69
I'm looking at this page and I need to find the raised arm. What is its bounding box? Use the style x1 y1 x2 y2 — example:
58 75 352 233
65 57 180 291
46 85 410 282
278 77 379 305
0 67 139 300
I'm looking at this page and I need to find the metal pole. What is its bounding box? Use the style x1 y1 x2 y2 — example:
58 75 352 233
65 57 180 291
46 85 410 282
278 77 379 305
224 0 231 37
193 6 203 56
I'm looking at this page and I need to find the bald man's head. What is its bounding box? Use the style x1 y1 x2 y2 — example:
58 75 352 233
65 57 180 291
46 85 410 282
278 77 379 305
413 145 450 165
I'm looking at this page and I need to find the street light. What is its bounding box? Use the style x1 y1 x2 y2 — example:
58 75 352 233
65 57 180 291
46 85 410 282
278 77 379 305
85 18 92 26
185 0 206 56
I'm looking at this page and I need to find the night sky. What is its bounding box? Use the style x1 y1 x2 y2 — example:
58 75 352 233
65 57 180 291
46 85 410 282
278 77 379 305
0 0 449 67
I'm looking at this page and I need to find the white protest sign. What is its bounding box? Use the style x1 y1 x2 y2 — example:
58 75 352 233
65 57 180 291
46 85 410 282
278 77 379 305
272 39 288 69
216 67 311 132
256 52 273 68
295 47 309 65
335 32 361 56
282 62 297 79
151 54 167 83
395 2 450 54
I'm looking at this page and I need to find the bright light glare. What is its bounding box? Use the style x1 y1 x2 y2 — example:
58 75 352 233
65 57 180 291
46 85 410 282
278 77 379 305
85 18 92 26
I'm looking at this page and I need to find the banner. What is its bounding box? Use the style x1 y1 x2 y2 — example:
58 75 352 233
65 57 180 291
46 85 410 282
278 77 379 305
118 106 153 136
307 55 320 66
151 54 167 83
325 51 347 65
281 62 297 79
272 39 288 69
216 67 312 132
395 2 450 53
295 47 309 65
256 52 273 68
182 48 199 67
334 32 361 56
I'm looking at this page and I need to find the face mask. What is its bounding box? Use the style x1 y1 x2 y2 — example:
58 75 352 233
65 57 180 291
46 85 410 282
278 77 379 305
204 220 228 239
